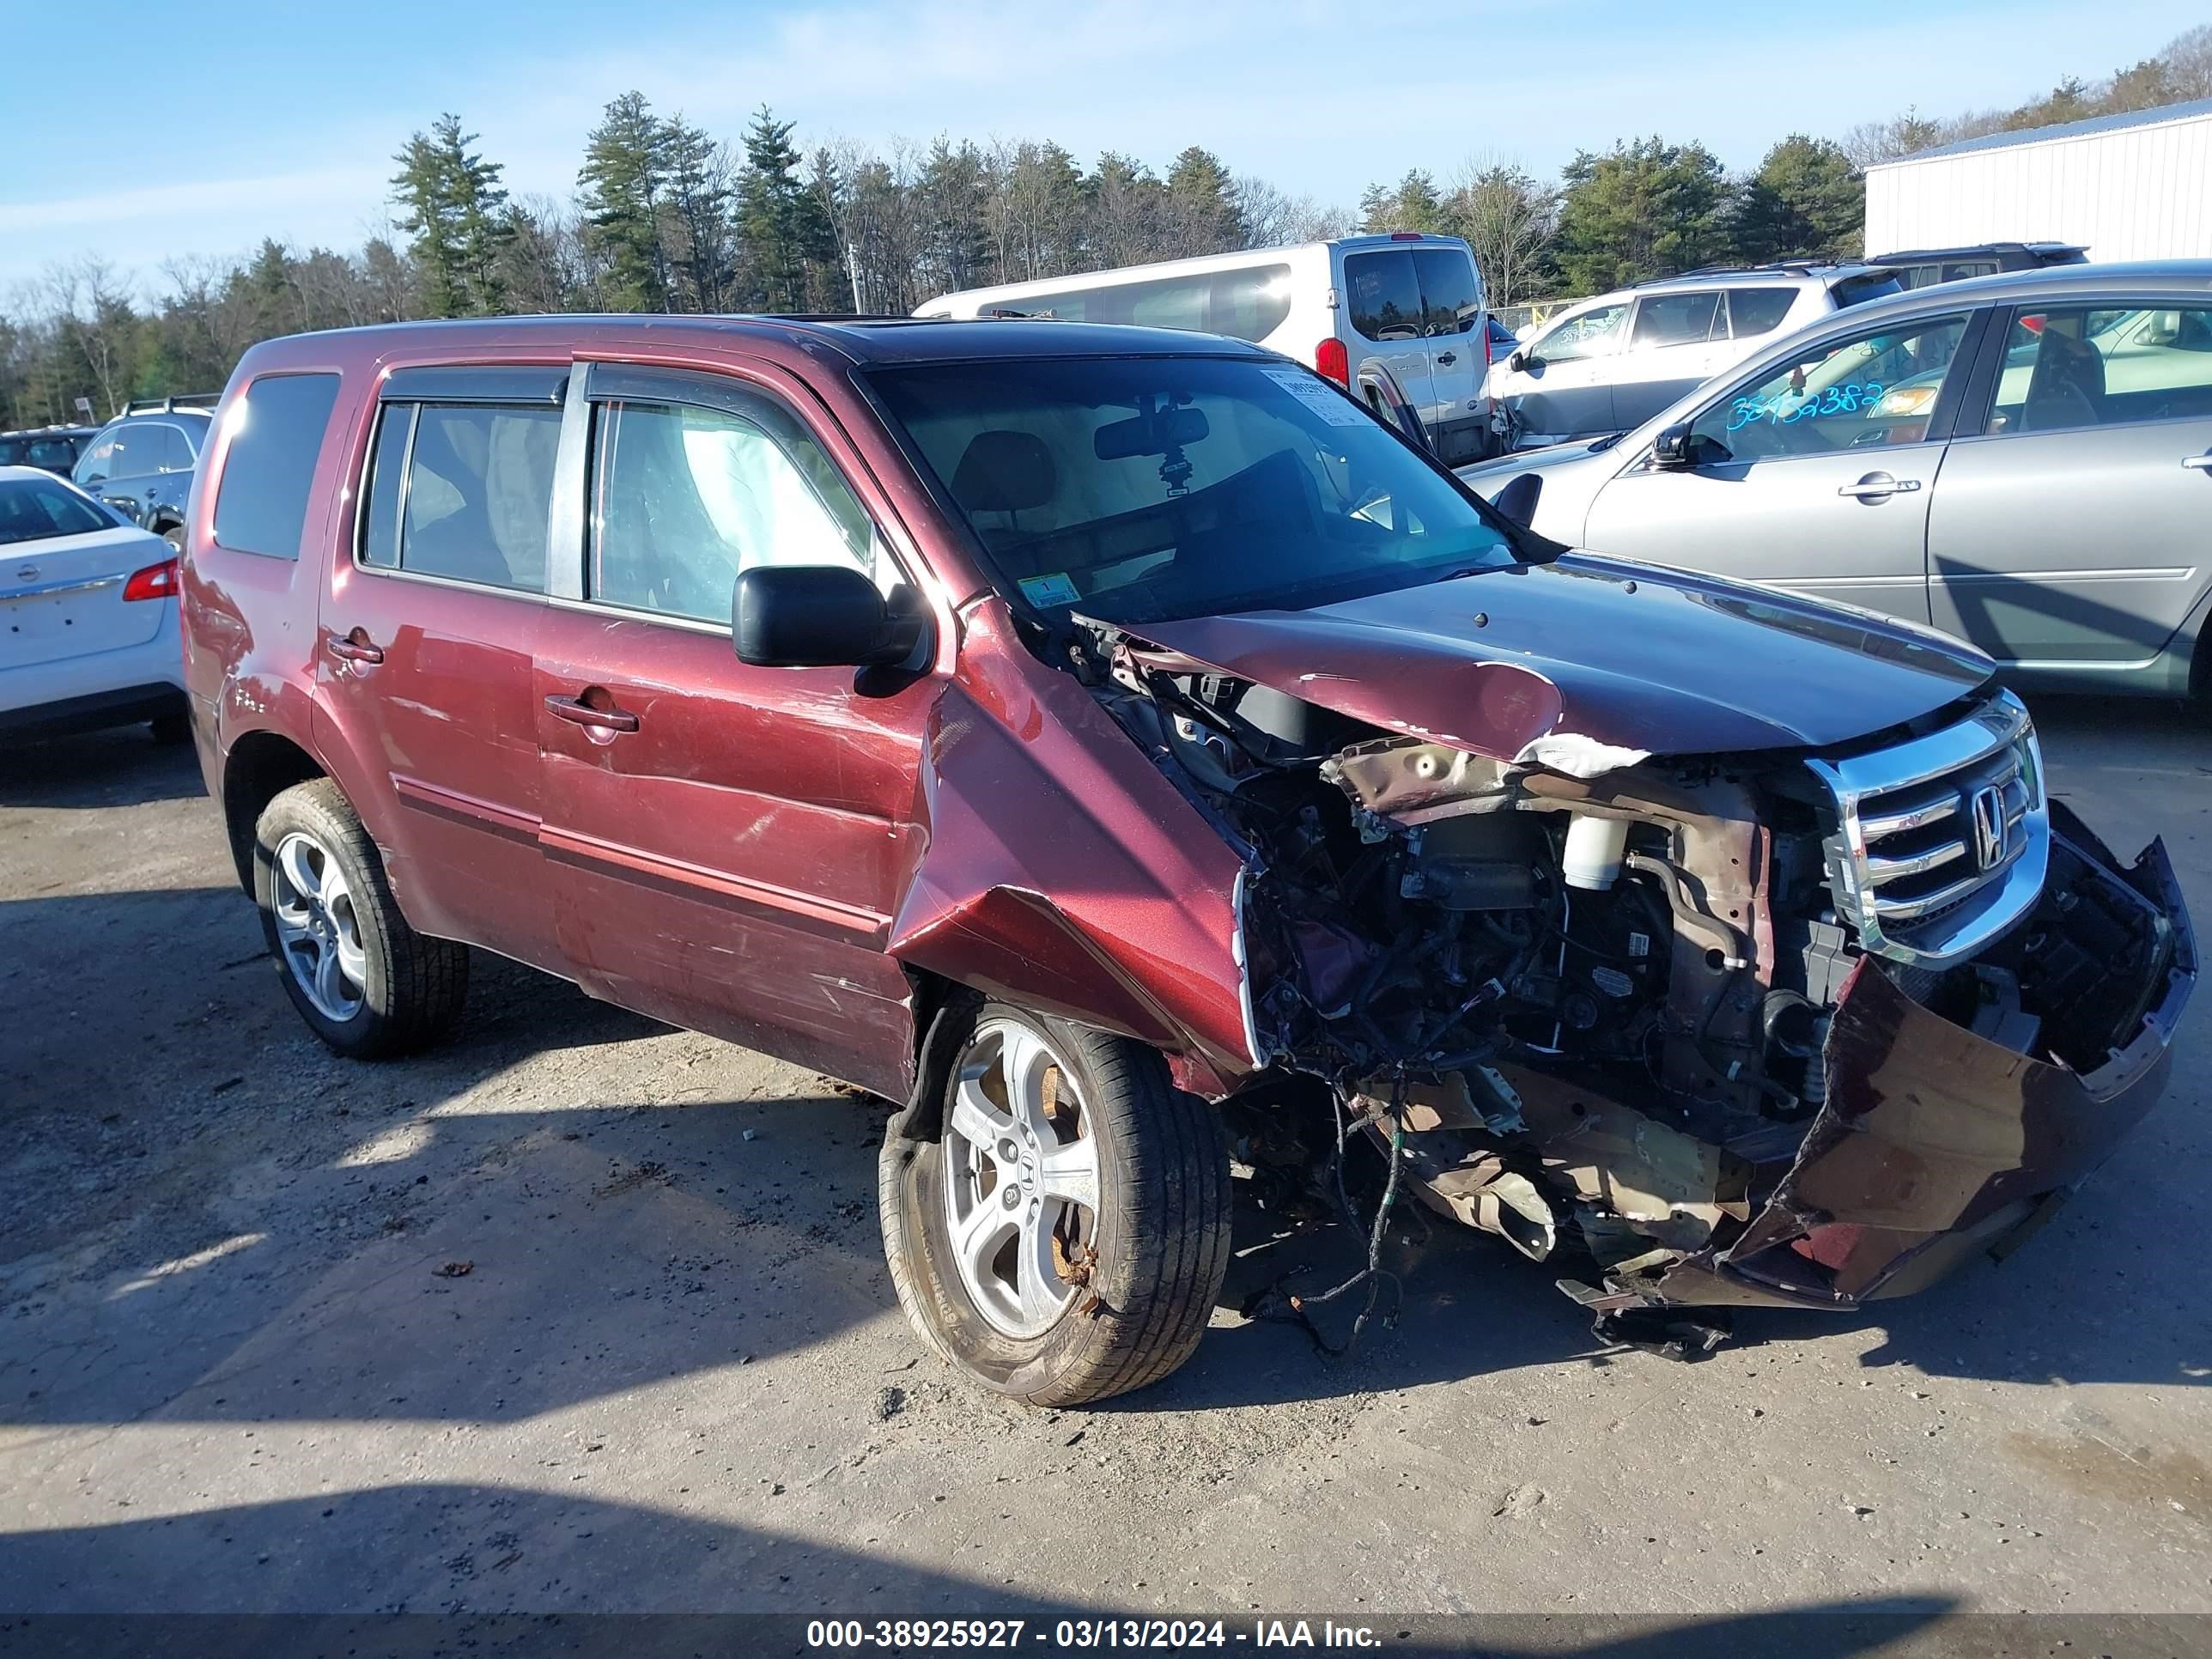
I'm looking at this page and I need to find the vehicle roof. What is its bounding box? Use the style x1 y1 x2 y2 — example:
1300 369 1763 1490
1870 241 2085 262
235 313 1279 371
1827 258 2212 323
1571 264 1891 305
0 424 98 440
104 405 213 424
915 234 1470 310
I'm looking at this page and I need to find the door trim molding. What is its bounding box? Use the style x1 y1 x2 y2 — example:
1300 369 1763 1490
392 775 540 843
538 821 890 944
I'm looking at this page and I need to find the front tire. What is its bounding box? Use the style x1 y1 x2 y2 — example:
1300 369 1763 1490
879 1003 1231 1407
252 778 469 1058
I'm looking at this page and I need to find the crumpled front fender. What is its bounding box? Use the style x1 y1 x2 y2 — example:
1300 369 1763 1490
888 600 1259 1097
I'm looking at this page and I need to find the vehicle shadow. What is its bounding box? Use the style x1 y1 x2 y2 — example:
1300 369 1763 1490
0 1484 1975 1656
1932 551 2203 680
0 726 208 810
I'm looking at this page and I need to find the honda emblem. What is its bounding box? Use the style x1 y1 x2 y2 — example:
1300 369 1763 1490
1969 784 2007 872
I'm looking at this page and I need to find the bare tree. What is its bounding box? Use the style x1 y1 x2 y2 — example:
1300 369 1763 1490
42 257 137 416
1446 155 1558 308
1231 177 1352 249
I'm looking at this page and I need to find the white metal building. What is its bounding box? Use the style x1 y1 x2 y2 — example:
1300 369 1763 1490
1865 98 2212 263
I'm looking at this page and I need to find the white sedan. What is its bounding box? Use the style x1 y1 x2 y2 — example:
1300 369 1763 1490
0 465 190 742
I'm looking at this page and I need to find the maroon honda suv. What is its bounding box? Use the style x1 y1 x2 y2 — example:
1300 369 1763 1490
180 316 2193 1404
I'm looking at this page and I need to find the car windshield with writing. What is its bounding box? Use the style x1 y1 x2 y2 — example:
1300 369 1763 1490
867 356 1516 628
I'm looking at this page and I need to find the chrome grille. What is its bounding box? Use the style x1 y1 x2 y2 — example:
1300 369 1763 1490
1808 692 2048 969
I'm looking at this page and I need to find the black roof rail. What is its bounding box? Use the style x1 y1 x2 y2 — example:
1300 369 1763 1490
1674 260 1832 279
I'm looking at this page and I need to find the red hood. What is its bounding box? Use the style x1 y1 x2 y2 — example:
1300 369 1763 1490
1133 555 1993 773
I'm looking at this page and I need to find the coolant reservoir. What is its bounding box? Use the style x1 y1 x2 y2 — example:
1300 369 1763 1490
1561 814 1630 891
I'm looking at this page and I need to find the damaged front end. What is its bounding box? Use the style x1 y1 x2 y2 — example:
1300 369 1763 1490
1086 629 2194 1338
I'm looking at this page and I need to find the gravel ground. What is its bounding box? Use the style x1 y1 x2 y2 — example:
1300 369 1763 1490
0 699 2207 1635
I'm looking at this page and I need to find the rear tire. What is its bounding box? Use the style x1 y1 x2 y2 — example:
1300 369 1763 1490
879 1002 1231 1407
252 778 469 1058
160 525 185 556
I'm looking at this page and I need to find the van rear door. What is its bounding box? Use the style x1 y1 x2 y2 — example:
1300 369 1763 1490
1412 246 1487 457
1340 249 1437 433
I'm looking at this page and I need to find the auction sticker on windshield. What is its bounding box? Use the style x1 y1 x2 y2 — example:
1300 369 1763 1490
1019 572 1082 606
1261 368 1365 426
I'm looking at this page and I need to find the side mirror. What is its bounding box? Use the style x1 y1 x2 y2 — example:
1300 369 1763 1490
1491 472 1541 527
732 565 922 669
1650 422 1696 470
1505 349 1528 374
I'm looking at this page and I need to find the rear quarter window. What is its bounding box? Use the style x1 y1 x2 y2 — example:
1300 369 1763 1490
1344 250 1424 343
1724 288 1799 337
212 373 343 559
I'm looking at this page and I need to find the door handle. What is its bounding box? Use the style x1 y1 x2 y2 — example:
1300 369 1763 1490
1436 351 1457 367
544 693 639 733
2183 453 2212 471
1837 476 1921 500
325 630 384 665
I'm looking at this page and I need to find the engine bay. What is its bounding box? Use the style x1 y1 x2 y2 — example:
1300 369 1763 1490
1073 619 2190 1345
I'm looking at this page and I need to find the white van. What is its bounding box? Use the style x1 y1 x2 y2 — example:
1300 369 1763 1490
916 234 1497 463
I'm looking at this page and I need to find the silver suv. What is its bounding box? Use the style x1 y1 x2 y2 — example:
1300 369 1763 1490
1461 260 2212 701
1485 263 1904 449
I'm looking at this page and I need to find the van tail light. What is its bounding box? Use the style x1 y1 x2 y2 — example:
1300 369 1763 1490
123 557 179 602
1316 337 1351 386
1481 326 1492 369
1389 232 1425 241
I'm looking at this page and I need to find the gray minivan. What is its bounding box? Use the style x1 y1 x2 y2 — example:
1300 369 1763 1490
1462 261 2212 700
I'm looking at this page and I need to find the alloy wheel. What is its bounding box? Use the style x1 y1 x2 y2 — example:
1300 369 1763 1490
940 1018 1102 1338
270 830 367 1023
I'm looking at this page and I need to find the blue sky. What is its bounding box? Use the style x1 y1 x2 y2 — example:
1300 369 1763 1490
2 0 2201 293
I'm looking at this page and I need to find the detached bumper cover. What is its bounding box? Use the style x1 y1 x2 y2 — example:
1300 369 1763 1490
1647 817 2194 1312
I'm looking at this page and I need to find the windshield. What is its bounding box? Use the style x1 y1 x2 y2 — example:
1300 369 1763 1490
0 475 112 545
867 356 1517 628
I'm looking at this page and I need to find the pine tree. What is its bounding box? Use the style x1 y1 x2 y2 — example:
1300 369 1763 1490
1165 146 1243 250
579 92 673 313
390 115 512 318
918 137 990 295
664 116 738 312
738 106 835 312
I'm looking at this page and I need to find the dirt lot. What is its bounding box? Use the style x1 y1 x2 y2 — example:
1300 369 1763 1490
2 700 2208 1627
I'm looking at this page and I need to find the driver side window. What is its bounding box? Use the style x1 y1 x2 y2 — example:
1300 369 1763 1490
589 397 893 626
1531 303 1626 365
1690 314 1969 463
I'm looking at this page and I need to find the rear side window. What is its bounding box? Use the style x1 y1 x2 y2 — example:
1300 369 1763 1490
1412 249 1481 337
1632 290 1722 347
1345 251 1423 342
152 424 194 472
1208 266 1294 342
1723 288 1797 338
211 374 343 560
1831 272 1905 310
357 400 561 592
